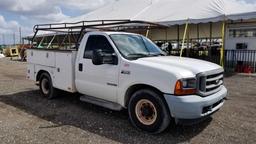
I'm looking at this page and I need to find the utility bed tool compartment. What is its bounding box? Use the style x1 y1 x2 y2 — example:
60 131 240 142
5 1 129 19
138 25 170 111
27 49 77 93
27 49 55 67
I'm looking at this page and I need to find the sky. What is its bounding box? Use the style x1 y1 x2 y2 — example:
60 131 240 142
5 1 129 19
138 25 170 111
0 0 115 44
0 0 255 44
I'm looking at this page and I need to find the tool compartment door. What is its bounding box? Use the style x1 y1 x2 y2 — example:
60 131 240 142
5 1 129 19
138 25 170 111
54 51 77 93
27 49 56 67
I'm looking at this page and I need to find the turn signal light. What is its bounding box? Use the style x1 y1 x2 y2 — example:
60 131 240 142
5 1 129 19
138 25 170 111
174 80 196 95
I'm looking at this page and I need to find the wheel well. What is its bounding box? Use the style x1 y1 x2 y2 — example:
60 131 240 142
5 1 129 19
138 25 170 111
124 84 163 107
36 70 50 82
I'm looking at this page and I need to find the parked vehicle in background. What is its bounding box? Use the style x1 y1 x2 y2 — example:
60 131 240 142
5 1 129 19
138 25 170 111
27 21 227 133
0 53 5 58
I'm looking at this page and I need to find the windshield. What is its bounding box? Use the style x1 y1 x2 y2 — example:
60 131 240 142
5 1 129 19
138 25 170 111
110 34 165 60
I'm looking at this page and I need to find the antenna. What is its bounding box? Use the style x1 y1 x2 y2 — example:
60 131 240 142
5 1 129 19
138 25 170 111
2 34 5 45
19 27 22 44
13 32 16 45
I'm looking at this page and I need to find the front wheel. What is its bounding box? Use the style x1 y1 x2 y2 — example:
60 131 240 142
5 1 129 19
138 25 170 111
39 73 58 99
128 89 171 134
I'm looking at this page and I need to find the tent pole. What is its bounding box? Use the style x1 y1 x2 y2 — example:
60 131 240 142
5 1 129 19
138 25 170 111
146 26 150 38
177 25 180 49
186 25 190 57
69 31 71 49
220 21 226 67
180 19 189 57
197 24 199 42
210 22 212 46
165 28 168 41
165 28 170 55
209 22 213 60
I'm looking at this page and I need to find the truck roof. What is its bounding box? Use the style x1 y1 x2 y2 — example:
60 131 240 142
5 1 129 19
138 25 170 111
86 31 140 36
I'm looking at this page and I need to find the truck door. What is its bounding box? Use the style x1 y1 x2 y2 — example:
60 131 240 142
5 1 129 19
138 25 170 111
76 35 119 102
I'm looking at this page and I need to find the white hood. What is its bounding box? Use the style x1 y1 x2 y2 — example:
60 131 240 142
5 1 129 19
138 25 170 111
136 56 222 75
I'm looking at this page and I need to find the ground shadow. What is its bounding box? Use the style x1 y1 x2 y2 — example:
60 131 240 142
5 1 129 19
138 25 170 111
0 90 212 144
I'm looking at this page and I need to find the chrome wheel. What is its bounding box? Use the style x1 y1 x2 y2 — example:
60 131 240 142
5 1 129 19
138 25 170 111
135 99 157 125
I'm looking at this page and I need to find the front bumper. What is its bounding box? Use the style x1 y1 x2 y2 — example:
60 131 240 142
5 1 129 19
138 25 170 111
164 86 227 120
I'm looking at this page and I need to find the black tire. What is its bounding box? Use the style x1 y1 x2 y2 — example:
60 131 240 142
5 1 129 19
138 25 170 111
128 89 171 134
39 73 58 99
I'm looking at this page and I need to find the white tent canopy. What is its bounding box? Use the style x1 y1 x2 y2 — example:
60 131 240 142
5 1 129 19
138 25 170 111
29 0 256 38
66 0 256 25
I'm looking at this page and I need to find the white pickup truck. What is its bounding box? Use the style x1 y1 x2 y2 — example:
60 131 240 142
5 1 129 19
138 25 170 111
27 31 227 133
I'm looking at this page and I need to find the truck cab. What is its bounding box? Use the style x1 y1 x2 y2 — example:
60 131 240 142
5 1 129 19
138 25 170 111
27 31 227 133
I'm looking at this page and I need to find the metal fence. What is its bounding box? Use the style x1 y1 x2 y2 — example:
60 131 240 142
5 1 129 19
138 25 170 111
225 50 256 73
169 49 256 73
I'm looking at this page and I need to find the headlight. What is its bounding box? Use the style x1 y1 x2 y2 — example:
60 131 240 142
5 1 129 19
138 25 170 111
181 78 197 89
174 78 197 95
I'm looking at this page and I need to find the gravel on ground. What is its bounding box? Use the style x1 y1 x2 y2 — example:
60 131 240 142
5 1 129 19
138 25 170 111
0 57 255 144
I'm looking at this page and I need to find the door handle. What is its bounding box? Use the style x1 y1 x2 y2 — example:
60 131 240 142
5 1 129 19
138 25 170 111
78 63 83 71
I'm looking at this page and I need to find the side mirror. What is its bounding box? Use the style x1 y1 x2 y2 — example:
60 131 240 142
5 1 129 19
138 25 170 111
92 49 103 65
92 49 118 65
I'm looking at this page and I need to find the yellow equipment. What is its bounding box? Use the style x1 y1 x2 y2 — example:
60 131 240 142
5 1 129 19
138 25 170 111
10 48 19 57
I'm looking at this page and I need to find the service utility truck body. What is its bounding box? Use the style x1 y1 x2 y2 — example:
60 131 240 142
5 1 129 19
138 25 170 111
27 30 227 133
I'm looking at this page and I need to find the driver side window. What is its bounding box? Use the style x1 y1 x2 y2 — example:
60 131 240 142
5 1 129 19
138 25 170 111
84 35 114 59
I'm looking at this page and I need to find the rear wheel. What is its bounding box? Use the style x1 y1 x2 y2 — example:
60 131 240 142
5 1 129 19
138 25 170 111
128 89 171 133
39 73 58 99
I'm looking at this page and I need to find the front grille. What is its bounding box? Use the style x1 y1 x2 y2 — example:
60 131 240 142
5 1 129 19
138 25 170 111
197 69 224 96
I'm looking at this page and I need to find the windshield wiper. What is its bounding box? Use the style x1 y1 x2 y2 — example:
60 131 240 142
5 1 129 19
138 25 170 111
148 53 166 56
127 53 165 59
127 53 149 57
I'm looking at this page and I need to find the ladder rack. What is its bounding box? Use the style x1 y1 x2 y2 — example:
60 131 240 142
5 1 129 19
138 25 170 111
33 20 166 32
31 19 168 49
